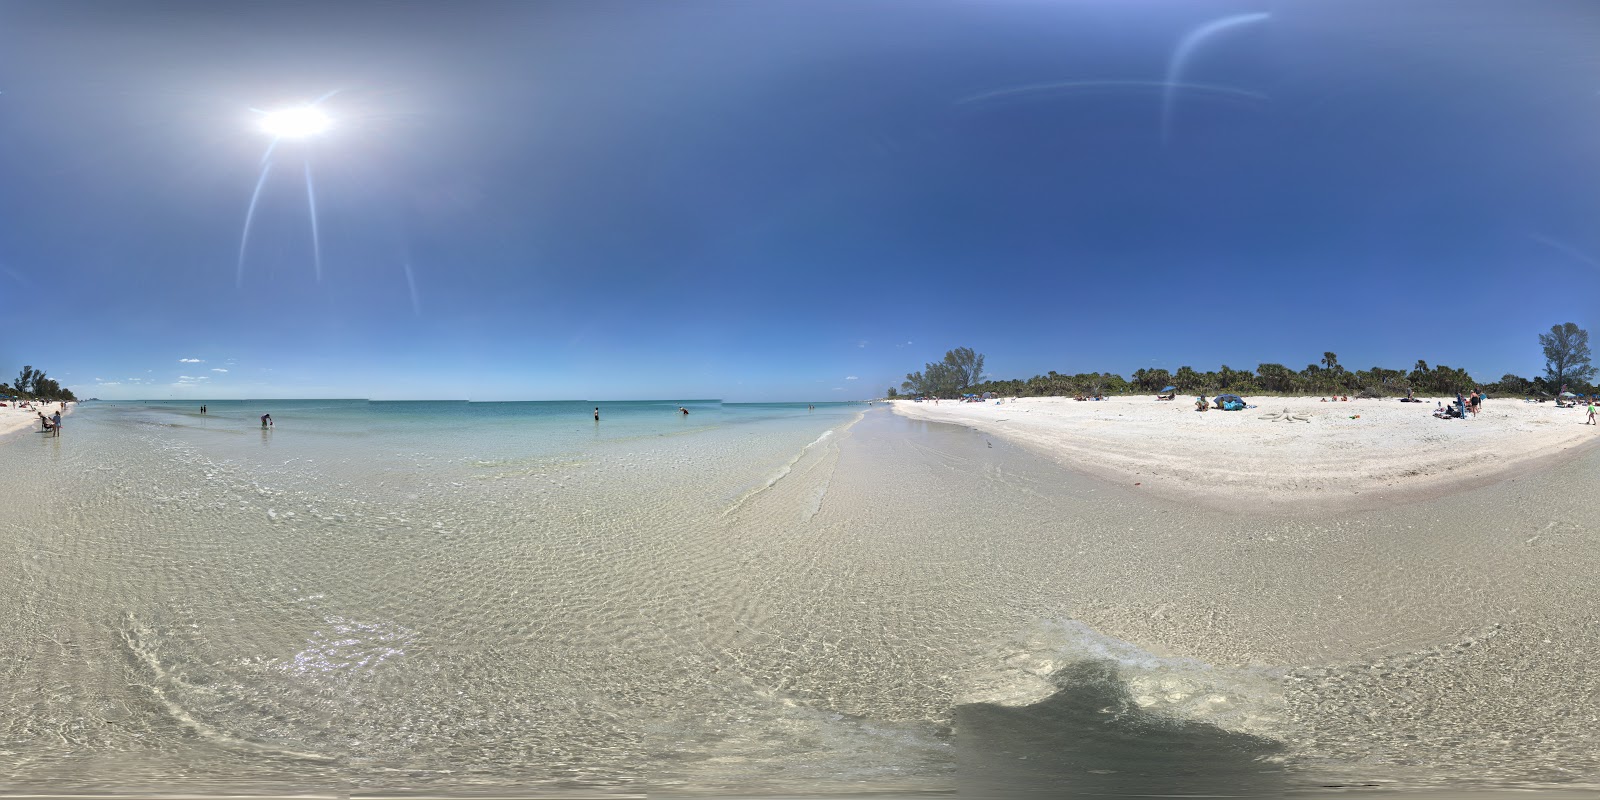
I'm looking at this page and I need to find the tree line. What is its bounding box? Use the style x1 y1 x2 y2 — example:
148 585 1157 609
893 323 1596 400
2 365 79 403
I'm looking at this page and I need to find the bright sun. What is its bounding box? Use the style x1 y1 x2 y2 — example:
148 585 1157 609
259 107 331 138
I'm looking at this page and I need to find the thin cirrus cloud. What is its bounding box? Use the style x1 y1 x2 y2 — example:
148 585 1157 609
179 358 204 363
211 368 228 373
846 376 859 380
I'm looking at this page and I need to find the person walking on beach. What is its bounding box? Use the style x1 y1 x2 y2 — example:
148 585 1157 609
1586 400 1596 426
261 413 272 428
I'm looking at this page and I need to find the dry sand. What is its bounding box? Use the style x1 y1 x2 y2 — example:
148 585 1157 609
892 394 1600 514
0 400 71 438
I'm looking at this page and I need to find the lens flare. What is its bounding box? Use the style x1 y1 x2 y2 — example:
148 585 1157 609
1162 13 1270 145
259 107 331 138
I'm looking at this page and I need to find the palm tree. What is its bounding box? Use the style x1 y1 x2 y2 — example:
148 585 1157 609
1173 366 1200 392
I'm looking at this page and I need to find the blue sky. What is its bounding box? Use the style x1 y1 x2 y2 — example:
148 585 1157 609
2 0 1596 401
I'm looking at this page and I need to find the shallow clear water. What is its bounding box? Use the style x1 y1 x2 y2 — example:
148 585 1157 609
3 402 1599 796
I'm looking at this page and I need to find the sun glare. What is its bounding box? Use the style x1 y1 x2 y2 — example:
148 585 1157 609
259 107 331 138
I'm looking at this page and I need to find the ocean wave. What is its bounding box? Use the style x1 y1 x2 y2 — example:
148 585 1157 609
722 412 864 518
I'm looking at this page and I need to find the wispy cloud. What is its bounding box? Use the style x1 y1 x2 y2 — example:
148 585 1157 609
96 381 121 386
856 340 868 349
1 266 29 287
1530 233 1600 271
833 386 845 391
846 376 859 380
211 368 229 373
179 358 204 363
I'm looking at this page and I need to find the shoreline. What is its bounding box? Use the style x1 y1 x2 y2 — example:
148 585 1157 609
891 395 1600 515
0 400 73 439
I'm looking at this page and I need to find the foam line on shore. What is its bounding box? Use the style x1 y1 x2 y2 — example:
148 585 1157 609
722 412 863 518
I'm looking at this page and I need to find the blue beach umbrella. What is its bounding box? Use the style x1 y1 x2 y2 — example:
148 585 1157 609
1160 386 1176 393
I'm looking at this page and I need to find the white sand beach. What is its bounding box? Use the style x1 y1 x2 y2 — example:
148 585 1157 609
893 395 1599 513
0 400 71 438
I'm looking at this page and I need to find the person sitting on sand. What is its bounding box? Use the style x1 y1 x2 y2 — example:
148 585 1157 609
1195 395 1209 412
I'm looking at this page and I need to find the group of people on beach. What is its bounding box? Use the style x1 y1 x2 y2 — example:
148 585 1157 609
1432 389 1485 419
37 408 62 436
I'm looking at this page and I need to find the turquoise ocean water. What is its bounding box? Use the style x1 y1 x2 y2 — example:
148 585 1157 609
5 400 1600 796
